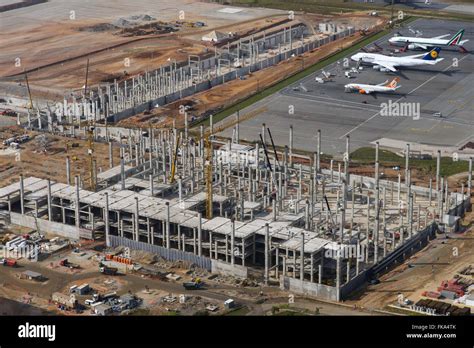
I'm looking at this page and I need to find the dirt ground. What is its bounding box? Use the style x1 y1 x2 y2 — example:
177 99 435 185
346 200 474 311
0 126 120 188
119 22 383 128
0 14 290 100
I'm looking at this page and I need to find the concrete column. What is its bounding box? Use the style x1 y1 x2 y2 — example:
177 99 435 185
405 143 410 186
316 129 321 172
135 197 140 242
105 192 110 247
300 232 305 282
47 179 52 221
120 155 125 190
109 142 114 168
231 218 235 265
66 156 71 185
289 125 293 167
198 213 202 256
436 150 441 191
165 202 170 248
149 174 154 196
74 175 80 227
264 223 269 285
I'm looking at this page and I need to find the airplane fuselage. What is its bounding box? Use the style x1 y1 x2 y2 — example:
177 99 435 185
344 83 398 94
390 37 449 48
351 52 441 70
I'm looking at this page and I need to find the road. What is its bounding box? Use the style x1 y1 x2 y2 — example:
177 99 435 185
0 258 375 315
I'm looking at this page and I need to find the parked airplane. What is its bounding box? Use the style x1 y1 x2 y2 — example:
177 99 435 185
350 47 443 72
344 78 401 94
389 29 468 52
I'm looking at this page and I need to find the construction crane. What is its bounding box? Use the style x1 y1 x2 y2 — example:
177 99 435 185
24 72 34 110
169 133 181 184
266 127 281 169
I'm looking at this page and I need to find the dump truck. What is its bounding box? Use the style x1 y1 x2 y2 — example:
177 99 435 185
59 259 80 269
2 258 17 267
99 265 118 276
182 278 202 290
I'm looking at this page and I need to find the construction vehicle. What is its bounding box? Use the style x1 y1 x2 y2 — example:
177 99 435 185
182 278 202 290
2 258 17 267
438 280 465 298
99 265 118 276
59 258 80 269
0 109 17 116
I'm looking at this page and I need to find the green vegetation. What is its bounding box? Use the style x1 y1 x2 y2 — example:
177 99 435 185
351 147 469 177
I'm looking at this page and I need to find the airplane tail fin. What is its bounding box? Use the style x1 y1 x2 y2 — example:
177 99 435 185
386 77 400 89
422 47 441 60
447 29 464 46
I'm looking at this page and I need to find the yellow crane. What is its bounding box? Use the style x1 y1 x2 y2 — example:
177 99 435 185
169 132 181 184
198 106 268 219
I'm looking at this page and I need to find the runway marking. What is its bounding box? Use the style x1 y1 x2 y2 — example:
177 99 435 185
288 92 380 113
283 90 382 110
339 55 470 139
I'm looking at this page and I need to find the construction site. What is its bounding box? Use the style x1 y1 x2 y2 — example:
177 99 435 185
0 0 473 318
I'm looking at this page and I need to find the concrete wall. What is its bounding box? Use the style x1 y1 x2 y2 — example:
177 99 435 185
280 276 338 301
8 212 86 239
211 259 248 278
109 235 212 270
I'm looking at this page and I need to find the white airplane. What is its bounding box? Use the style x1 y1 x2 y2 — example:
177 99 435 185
389 29 468 52
345 78 401 94
350 47 443 72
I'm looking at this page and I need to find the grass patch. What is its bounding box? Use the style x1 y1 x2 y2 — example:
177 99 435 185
351 147 469 177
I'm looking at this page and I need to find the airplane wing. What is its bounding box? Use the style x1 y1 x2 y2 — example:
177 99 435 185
411 43 429 50
357 87 374 94
431 34 449 40
377 80 389 86
373 60 398 72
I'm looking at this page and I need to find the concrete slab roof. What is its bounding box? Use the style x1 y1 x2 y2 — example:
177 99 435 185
24 182 66 201
202 216 229 231
150 206 181 221
97 165 133 181
179 216 208 229
212 220 238 236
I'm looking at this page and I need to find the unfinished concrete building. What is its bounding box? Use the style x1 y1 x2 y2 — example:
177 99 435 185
0 124 471 302
21 21 355 130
